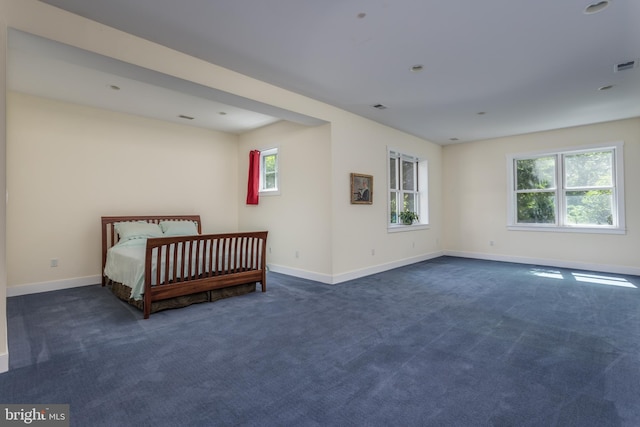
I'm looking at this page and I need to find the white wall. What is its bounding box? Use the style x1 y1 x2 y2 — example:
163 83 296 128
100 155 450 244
7 92 239 289
443 118 640 275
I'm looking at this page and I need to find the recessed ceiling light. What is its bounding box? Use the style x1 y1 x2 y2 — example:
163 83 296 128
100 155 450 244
410 64 424 72
598 84 614 91
584 1 610 14
372 104 387 110
218 111 227 115
476 111 486 115
178 114 194 120
357 12 366 19
449 138 459 141
108 84 120 91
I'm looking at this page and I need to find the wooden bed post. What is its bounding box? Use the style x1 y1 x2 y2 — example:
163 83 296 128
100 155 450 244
261 232 268 292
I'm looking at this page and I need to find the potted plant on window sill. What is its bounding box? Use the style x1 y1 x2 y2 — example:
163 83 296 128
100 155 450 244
399 211 419 225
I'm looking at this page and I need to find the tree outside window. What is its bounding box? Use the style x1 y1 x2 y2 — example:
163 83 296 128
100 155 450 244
509 144 624 232
564 151 614 226
260 148 278 193
516 156 556 224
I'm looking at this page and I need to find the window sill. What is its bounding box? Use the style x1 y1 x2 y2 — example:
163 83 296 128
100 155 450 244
507 225 626 235
388 223 430 233
259 189 280 197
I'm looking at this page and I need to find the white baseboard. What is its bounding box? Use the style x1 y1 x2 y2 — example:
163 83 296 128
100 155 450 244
7 275 102 297
268 250 445 285
331 251 445 284
267 264 334 284
0 349 7 374
8 251 634 299
444 250 640 276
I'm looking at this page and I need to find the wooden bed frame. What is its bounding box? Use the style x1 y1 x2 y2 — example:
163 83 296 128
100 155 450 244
101 215 268 318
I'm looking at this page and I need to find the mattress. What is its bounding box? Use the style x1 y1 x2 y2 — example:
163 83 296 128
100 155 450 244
103 240 149 300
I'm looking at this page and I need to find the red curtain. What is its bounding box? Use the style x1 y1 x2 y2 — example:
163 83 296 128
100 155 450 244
246 150 260 205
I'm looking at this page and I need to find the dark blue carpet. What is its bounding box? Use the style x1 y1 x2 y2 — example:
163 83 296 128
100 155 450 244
2 257 639 426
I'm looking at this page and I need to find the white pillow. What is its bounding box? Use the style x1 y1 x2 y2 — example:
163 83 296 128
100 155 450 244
159 220 199 237
114 221 163 243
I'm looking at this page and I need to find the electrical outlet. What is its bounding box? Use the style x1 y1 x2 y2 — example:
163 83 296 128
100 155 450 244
50 258 59 267
295 250 299 259
371 249 375 256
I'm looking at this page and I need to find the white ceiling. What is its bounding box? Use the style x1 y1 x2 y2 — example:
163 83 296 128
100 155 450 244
27 0 640 144
9 30 329 134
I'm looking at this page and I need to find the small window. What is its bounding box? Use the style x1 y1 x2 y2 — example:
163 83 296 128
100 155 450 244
388 149 428 229
507 142 625 233
260 148 278 194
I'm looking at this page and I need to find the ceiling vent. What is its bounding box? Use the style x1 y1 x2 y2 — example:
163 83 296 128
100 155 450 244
372 104 387 110
615 60 638 72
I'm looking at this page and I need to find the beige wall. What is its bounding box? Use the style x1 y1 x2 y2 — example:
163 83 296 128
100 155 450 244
237 115 445 283
1 0 445 290
238 121 333 278
1 0 638 373
0 20 8 372
7 92 239 288
330 113 443 281
443 117 640 274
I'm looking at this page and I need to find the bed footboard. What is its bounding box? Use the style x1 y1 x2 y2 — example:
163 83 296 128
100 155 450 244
143 231 268 319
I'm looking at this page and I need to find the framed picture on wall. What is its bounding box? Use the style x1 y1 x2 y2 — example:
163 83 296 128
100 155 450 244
351 173 373 204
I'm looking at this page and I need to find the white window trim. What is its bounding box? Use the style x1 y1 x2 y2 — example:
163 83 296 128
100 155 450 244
259 147 280 196
387 147 430 232
388 222 431 233
506 141 625 234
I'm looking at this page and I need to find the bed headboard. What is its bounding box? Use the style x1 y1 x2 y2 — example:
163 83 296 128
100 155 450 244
101 215 202 285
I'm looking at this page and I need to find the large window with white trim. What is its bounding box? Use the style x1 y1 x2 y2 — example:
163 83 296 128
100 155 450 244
388 149 428 228
507 142 625 233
